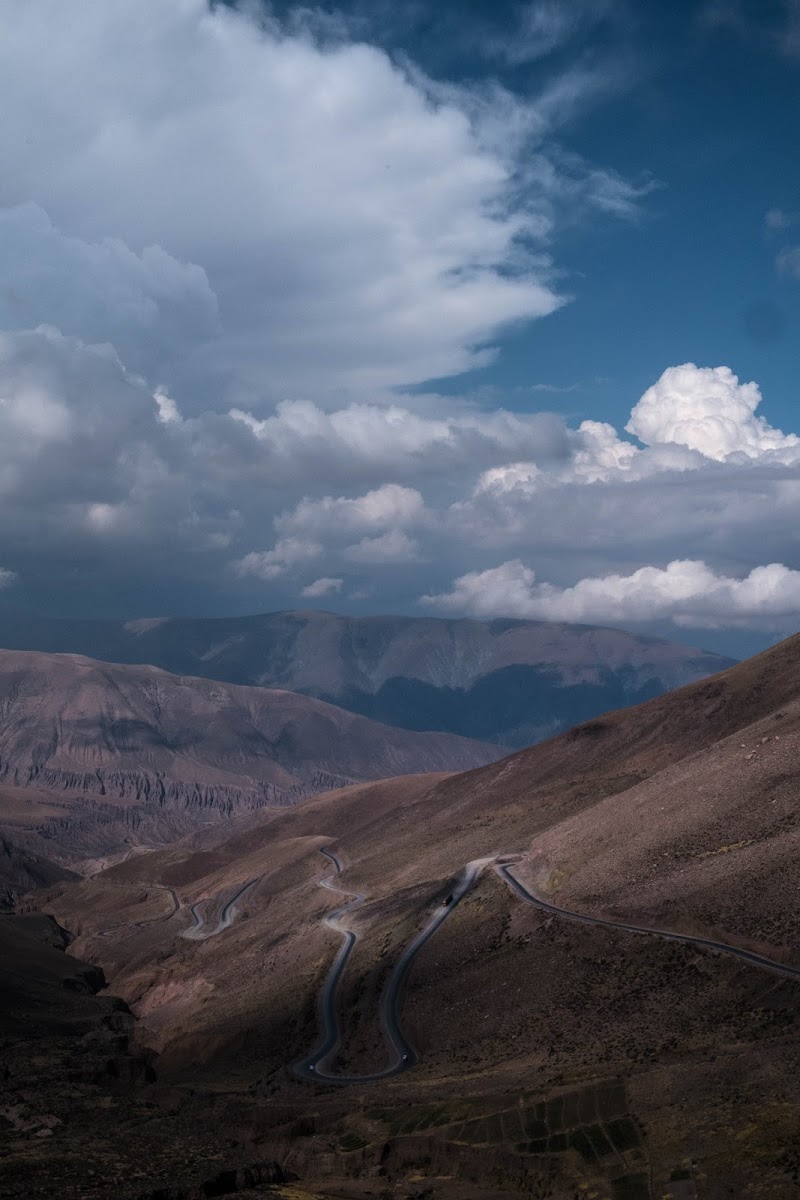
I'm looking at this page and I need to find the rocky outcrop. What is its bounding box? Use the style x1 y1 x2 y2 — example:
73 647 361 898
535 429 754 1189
133 1161 288 1200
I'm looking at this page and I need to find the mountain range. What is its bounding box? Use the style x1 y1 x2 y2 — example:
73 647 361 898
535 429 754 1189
0 609 733 746
5 632 800 1198
0 649 496 889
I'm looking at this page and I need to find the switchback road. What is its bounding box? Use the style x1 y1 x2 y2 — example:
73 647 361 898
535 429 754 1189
181 877 260 940
90 879 180 936
293 848 488 1084
296 847 800 1086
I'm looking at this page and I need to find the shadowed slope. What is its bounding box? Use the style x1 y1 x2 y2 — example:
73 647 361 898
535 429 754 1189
0 783 81 908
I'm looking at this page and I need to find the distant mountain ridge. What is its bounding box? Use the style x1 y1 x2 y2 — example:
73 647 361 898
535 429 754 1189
0 610 734 746
0 649 497 861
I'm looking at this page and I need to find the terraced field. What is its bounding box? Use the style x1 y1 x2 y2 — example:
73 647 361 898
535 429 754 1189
362 1081 693 1199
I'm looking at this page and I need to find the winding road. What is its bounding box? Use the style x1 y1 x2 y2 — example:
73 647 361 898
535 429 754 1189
89 871 259 941
295 848 800 1086
181 877 260 940
496 861 800 982
293 849 489 1083
91 880 181 936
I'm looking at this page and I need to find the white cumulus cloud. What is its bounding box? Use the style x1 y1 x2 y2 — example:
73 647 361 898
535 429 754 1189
231 399 571 486
625 363 800 462
0 0 608 406
458 362 795 511
423 558 800 631
154 389 181 425
233 539 322 582
300 577 344 599
276 484 425 539
345 530 420 563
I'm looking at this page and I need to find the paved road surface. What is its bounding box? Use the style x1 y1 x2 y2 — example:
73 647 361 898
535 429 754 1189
293 849 487 1084
295 847 800 1086
495 861 800 981
181 877 259 940
90 879 180 936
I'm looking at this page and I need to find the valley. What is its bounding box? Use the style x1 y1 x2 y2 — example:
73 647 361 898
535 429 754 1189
3 634 800 1198
4 4 796 1197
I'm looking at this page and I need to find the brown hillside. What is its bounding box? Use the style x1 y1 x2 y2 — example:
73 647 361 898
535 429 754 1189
22 633 800 1199
0 649 498 859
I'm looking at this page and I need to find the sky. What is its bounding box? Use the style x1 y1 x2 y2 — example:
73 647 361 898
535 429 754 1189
0 0 799 656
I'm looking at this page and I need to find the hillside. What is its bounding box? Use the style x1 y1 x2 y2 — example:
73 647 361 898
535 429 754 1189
0 649 498 861
0 913 278 1199
33 632 800 1199
0 609 733 746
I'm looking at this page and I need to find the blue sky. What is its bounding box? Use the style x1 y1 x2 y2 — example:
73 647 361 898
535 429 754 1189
274 0 800 434
0 0 798 656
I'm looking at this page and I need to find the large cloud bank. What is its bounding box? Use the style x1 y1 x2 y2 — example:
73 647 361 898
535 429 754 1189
426 362 800 631
0 0 799 636
239 358 800 631
2 326 800 631
423 560 800 631
0 0 595 403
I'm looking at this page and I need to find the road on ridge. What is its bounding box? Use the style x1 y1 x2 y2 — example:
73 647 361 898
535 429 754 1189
295 848 800 1086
